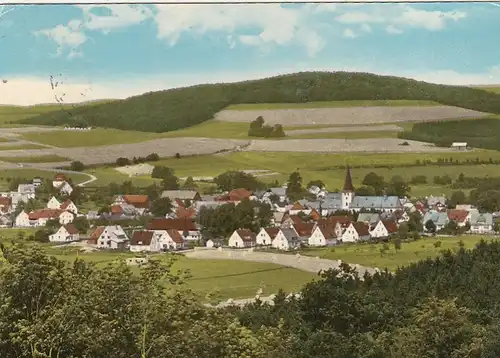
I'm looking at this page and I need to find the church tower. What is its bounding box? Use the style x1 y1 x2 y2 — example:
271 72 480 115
341 166 355 211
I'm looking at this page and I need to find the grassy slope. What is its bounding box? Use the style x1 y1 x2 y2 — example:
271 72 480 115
16 72 500 132
301 235 492 271
0 169 88 190
0 144 45 150
87 151 500 197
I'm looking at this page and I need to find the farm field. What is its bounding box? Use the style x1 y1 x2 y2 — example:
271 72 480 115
86 167 160 187
216 105 489 126
289 130 400 140
51 250 315 300
225 100 440 110
0 155 70 163
0 144 46 150
300 235 494 271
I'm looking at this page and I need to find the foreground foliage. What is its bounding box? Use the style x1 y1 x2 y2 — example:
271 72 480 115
18 72 500 132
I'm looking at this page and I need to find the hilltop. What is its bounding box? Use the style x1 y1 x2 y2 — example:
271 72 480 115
16 71 500 133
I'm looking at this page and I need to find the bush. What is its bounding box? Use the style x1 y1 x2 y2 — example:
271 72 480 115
116 157 131 166
70 160 85 172
146 153 160 161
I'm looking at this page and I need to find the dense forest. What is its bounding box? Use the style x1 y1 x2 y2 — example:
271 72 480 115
399 117 500 150
17 71 500 132
5 239 500 357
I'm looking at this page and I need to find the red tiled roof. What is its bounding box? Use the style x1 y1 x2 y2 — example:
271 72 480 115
90 226 105 240
264 227 280 239
122 195 150 209
448 209 469 223
382 220 398 234
28 209 63 220
318 224 337 239
284 214 304 226
63 224 79 235
353 222 370 236
321 216 352 228
236 229 256 242
294 223 315 237
60 199 74 210
176 206 196 219
54 173 67 181
147 218 197 231
167 229 184 244
0 197 11 207
110 205 124 214
174 199 185 207
228 188 252 201
130 231 154 245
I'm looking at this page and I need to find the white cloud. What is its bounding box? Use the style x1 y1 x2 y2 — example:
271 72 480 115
2 65 500 106
33 22 87 57
342 28 358 38
386 25 403 34
32 3 468 58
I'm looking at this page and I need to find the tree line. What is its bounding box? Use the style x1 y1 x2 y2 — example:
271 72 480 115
16 71 500 132
248 116 286 138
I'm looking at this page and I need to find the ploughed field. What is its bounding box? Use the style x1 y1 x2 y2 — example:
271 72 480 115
216 106 489 126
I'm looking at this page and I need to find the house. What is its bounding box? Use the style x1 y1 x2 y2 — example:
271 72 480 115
146 218 200 241
308 224 338 247
256 227 279 246
15 209 74 227
427 196 447 211
293 222 315 242
0 215 12 228
349 195 403 213
49 224 80 243
206 238 224 248
451 142 468 151
60 199 78 214
341 222 370 243
161 190 201 202
52 173 67 188
422 211 449 232
47 196 61 210
262 187 287 203
0 196 12 213
88 225 129 249
469 213 494 234
32 177 43 187
228 229 256 248
55 181 73 196
113 195 150 214
447 209 471 227
272 228 301 251
17 184 36 199
281 214 304 228
175 206 196 219
129 231 156 252
218 188 252 202
369 220 398 239
164 229 185 250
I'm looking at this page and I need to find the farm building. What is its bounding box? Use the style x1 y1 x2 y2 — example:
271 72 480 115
451 142 468 151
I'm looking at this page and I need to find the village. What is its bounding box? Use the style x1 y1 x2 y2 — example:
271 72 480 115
0 167 493 254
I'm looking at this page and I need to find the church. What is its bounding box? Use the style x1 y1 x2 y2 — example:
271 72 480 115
302 167 404 215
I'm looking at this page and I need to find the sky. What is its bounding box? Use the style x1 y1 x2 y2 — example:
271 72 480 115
0 1 500 105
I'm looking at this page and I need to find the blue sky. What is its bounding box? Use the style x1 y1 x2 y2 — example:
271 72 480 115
0 2 500 105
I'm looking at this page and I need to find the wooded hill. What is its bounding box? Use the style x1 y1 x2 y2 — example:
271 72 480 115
17 71 500 132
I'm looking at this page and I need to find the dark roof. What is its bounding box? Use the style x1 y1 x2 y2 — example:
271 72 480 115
352 222 370 236
343 166 355 192
236 229 256 242
130 231 154 245
63 224 79 235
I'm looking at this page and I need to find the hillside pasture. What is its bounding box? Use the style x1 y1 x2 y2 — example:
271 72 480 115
216 106 489 126
300 235 494 271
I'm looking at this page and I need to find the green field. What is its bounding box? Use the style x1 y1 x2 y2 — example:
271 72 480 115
289 130 400 140
0 144 46 150
20 128 169 148
0 169 89 189
87 167 160 187
225 99 440 111
301 235 493 271
0 155 70 163
51 251 315 300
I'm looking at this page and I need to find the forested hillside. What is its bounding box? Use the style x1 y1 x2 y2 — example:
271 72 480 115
399 117 500 151
5 240 500 356
17 71 500 132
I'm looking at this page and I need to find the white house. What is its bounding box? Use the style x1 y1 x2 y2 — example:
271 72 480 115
49 224 80 243
14 211 30 227
17 184 36 199
56 182 73 196
228 229 256 248
90 225 129 249
146 218 200 242
469 213 494 234
341 222 370 243
271 228 300 251
308 225 338 247
60 199 78 214
129 231 157 252
369 220 398 239
52 174 67 188
256 227 279 246
206 238 224 248
46 196 61 210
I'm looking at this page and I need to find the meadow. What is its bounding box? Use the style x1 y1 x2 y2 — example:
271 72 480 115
49 250 315 300
0 155 70 163
0 169 89 189
301 235 493 271
0 144 46 151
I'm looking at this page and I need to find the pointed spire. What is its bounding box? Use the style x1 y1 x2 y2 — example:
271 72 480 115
343 166 354 192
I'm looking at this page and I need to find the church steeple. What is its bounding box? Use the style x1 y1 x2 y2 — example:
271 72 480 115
343 166 354 192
